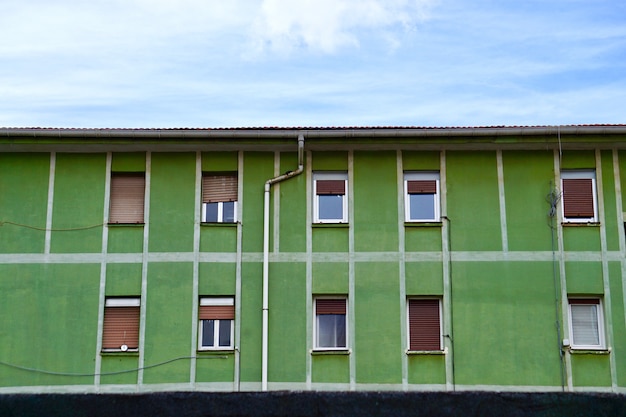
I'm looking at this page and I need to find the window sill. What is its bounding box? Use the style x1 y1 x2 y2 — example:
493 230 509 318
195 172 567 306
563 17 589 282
567 347 611 355
406 347 447 355
405 222 443 227
310 348 351 355
562 222 600 227
101 351 139 357
312 223 349 228
200 222 238 227
197 349 234 356
107 223 145 227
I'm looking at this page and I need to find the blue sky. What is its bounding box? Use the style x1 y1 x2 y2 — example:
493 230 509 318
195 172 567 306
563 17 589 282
1 0 625 128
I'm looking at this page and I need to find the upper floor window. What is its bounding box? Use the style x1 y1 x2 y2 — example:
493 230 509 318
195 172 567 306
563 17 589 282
109 173 145 224
408 298 442 351
313 172 348 223
568 298 605 350
314 297 347 350
198 297 234 350
404 172 440 222
102 297 140 352
202 173 238 223
561 170 597 223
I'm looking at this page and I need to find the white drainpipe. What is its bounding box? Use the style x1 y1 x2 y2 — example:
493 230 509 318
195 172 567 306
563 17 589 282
262 134 305 391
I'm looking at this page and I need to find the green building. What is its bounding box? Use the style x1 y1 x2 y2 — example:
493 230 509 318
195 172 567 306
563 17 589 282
1 125 626 394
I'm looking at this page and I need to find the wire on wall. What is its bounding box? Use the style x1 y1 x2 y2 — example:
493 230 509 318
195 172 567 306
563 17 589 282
0 221 106 232
0 355 228 378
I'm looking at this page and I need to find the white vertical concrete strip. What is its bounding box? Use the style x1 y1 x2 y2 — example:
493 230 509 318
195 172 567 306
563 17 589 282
441 151 453 391
273 152 280 253
595 150 618 391
234 151 244 391
305 150 313 389
44 152 56 255
554 150 572 391
348 150 356 391
396 150 408 390
496 150 508 252
94 152 112 387
189 152 202 386
613 150 626 374
137 152 151 386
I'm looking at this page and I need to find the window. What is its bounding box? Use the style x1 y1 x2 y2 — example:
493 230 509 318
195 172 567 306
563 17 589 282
568 298 605 350
198 297 234 350
109 174 145 224
561 170 597 223
408 299 442 351
102 298 140 352
314 298 347 349
404 172 440 222
313 172 348 223
202 174 238 223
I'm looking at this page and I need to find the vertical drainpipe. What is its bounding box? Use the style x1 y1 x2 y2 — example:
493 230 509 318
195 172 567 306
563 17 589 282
262 134 305 391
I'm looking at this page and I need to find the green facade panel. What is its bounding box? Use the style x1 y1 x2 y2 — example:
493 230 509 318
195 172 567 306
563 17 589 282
0 263 100 387
502 150 554 251
198 262 237 296
452 262 561 387
278 152 307 253
148 153 196 253
446 152 502 252
0 153 49 254
565 262 604 295
143 262 193 384
106 263 142 296
313 262 349 294
405 262 443 295
51 153 106 253
108 225 144 253
354 262 402 384
407 355 446 386
353 151 399 253
267 262 307 382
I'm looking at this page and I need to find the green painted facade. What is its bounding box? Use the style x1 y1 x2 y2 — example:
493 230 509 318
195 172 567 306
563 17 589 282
1 126 626 393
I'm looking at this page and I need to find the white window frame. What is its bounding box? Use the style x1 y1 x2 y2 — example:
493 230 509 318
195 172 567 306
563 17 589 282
561 170 598 223
313 297 348 351
406 298 443 352
568 298 605 350
202 201 238 223
404 172 441 222
198 297 234 351
102 297 140 353
313 172 348 224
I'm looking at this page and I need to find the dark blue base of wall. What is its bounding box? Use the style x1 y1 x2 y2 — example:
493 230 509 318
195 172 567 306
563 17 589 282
1 392 625 417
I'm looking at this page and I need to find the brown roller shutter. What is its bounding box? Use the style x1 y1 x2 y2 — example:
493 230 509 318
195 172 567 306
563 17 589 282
316 180 345 195
102 306 140 350
199 304 235 320
569 298 600 305
109 174 145 224
407 180 437 194
202 175 237 203
563 178 594 218
409 299 441 351
316 299 346 315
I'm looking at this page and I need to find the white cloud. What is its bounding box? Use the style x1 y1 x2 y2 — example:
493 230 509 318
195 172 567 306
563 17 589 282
251 0 435 54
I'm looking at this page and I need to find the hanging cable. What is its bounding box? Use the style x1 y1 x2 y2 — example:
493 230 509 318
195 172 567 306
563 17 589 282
547 181 565 391
0 355 227 378
0 221 106 232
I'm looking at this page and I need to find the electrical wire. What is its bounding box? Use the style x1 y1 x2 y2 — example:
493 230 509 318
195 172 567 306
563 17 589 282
547 182 566 391
0 355 228 378
0 221 106 232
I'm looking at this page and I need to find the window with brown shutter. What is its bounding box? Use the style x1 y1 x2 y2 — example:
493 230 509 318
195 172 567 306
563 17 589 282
408 299 441 351
202 174 238 223
404 172 440 222
198 298 234 350
314 298 347 349
102 298 140 351
314 173 348 223
109 174 145 224
561 171 597 222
